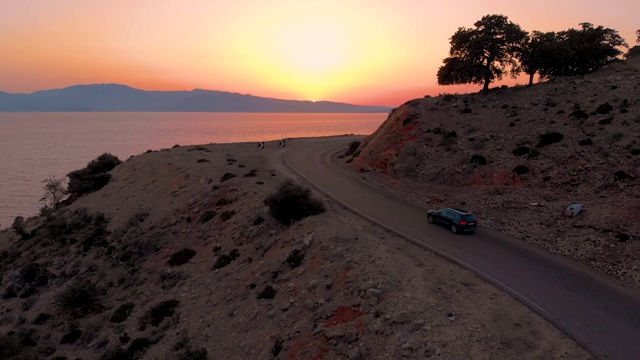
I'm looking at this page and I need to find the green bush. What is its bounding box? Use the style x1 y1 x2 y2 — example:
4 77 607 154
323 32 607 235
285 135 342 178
110 302 135 323
213 249 239 269
56 279 104 318
220 210 236 221
20 263 48 286
40 209 109 249
265 180 325 225
243 169 258 177
513 165 530 175
81 212 109 252
32 313 52 325
471 154 487 165
257 285 277 299
285 249 304 268
220 173 236 182
179 348 209 360
570 109 589 120
167 248 196 267
215 198 234 206
198 211 216 223
39 205 55 218
67 153 121 197
101 337 154 360
252 215 265 225
596 102 613 114
60 328 82 344
440 93 458 102
141 299 180 327
11 216 28 239
2 286 18 299
536 132 564 148
512 146 539 159
579 138 593 146
401 113 420 126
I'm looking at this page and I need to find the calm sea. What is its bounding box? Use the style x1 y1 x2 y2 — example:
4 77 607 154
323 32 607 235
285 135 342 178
0 112 386 228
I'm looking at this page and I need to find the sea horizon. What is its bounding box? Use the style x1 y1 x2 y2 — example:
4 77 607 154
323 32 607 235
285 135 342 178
0 111 387 227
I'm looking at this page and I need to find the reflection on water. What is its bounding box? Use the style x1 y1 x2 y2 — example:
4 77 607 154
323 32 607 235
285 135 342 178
0 112 386 227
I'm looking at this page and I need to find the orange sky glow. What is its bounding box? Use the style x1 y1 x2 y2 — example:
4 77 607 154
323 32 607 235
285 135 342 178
1 0 638 106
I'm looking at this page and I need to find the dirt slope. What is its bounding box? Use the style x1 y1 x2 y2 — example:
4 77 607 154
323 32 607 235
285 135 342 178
0 139 590 359
346 57 640 288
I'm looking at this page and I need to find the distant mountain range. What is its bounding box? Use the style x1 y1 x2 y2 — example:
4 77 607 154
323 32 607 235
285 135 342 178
0 84 391 112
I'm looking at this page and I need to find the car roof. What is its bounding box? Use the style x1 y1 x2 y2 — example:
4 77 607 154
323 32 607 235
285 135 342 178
446 207 474 215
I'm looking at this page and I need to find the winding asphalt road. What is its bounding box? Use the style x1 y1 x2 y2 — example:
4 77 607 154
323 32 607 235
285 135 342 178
282 136 640 360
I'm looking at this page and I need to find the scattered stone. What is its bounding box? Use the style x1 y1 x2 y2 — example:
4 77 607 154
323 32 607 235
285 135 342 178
344 328 360 343
303 233 314 247
322 326 345 339
393 311 413 324
304 298 315 310
348 346 362 360
596 103 613 114
359 281 376 292
366 288 382 301
220 173 237 182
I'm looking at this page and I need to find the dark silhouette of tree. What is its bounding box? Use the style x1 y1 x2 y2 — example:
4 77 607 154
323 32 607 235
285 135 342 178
626 46 640 59
517 31 567 86
437 14 527 91
554 23 627 76
67 153 121 197
628 30 640 59
40 177 67 209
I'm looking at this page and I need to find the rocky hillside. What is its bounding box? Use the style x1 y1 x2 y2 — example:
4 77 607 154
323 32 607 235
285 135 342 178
346 57 640 288
0 140 589 359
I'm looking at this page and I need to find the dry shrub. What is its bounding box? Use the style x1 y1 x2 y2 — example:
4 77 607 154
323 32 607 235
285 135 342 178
56 279 104 318
167 249 196 267
264 180 325 225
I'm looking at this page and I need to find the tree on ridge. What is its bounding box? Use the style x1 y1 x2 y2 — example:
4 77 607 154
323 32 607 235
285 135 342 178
517 31 566 86
553 23 627 75
627 29 640 59
437 14 527 91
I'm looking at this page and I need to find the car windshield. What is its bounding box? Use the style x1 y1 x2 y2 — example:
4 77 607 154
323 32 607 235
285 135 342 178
461 214 476 221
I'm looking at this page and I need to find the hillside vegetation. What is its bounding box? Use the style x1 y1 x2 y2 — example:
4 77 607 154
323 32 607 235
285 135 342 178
0 141 590 359
346 57 640 287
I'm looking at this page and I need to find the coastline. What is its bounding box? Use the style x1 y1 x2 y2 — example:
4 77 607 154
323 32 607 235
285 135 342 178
0 138 591 359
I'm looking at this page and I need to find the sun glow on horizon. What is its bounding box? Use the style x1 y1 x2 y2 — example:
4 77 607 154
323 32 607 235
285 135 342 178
1 0 639 106
219 2 402 102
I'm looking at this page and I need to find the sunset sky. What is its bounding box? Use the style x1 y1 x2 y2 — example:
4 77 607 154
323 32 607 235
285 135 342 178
1 0 638 106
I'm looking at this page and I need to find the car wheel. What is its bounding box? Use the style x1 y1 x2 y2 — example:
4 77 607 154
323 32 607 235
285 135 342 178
450 225 458 234
427 215 434 224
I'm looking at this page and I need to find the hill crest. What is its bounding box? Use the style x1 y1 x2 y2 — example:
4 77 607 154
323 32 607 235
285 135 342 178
345 57 640 287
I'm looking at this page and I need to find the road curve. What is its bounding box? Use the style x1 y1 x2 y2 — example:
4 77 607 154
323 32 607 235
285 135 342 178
282 136 640 360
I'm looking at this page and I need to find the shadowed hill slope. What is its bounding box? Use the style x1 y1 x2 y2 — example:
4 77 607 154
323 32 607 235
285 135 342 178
346 57 640 287
0 140 590 359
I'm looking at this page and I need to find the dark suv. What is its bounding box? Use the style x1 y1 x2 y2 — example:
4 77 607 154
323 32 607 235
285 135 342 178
427 208 478 234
